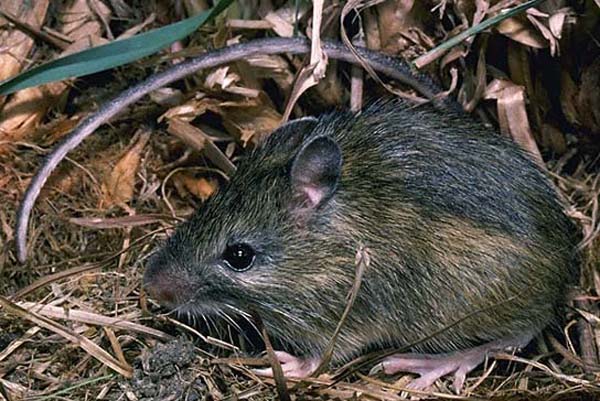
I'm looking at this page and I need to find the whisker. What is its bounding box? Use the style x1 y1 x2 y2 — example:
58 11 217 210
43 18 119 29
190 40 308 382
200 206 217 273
224 304 261 335
219 310 242 332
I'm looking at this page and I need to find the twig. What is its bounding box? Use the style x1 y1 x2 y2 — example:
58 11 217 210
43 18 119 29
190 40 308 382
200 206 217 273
252 312 291 401
311 246 369 377
0 8 71 50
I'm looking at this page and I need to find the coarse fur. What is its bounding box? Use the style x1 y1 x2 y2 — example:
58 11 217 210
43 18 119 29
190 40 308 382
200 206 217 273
144 98 580 363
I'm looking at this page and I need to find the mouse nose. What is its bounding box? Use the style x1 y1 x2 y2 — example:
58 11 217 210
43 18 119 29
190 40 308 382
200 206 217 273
143 252 190 306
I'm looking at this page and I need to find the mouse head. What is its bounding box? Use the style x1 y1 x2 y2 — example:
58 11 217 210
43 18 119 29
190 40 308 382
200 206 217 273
144 116 354 349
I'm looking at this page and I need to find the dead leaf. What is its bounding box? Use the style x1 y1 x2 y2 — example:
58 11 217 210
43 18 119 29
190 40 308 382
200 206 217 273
281 62 323 122
281 0 328 122
149 87 184 107
0 1 50 89
0 0 112 153
263 2 310 38
243 54 296 92
205 66 236 89
548 8 571 39
0 82 67 154
59 0 111 55
166 118 236 175
69 214 172 229
60 0 110 40
376 0 431 52
33 116 82 146
174 174 219 201
342 0 427 102
496 16 547 49
204 66 260 97
100 130 151 208
264 11 294 37
222 106 282 146
226 19 273 30
463 40 488 112
363 7 381 49
158 96 221 122
526 14 559 55
0 1 57 153
485 79 543 165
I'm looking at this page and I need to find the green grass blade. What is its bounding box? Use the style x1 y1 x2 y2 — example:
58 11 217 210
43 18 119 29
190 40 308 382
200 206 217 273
0 0 233 95
413 0 545 68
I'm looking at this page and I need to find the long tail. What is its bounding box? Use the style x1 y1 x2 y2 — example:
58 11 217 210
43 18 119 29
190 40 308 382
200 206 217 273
15 36 452 262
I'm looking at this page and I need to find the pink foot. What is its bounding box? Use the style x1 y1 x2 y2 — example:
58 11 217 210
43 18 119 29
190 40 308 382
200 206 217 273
254 351 320 378
373 335 531 393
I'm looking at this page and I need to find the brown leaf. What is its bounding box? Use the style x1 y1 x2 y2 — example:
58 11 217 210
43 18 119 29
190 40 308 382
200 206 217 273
485 79 543 165
174 173 219 201
463 41 488 112
166 118 236 175
526 14 559 55
33 116 82 146
204 66 260 98
226 19 273 30
262 2 310 38
222 106 282 146
0 0 113 154
205 66 238 89
496 16 547 49
0 83 67 154
100 130 151 208
244 54 296 90
0 1 59 153
280 0 328 122
148 87 184 107
159 96 222 122
69 214 172 229
0 1 50 86
60 0 110 40
376 0 430 52
548 8 571 39
263 11 294 37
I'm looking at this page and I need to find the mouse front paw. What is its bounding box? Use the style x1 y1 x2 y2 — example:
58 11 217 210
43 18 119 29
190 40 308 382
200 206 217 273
253 351 320 379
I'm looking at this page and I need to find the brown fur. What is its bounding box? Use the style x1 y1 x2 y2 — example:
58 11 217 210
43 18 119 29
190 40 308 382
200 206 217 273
144 99 580 363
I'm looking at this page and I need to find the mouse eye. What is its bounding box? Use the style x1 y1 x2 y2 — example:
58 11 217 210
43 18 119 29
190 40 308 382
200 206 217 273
223 243 256 272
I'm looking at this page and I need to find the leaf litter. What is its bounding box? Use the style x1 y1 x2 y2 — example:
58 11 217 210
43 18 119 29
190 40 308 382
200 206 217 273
1 0 600 400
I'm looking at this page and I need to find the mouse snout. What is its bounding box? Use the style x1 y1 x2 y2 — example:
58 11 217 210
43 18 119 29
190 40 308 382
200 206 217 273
143 252 191 306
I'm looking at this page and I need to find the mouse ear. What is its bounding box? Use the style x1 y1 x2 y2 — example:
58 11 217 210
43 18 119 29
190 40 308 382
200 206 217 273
290 136 342 210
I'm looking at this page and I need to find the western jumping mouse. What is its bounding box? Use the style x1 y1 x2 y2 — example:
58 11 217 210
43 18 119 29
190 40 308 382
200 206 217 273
144 98 580 391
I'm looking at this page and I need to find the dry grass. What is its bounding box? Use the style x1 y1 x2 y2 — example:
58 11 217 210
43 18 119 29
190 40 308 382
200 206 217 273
1 0 599 400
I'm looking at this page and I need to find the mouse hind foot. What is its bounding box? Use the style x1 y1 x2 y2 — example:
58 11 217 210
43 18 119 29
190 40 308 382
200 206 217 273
373 333 533 393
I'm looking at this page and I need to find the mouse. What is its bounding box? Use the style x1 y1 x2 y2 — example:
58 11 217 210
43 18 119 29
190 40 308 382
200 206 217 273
143 97 580 391
14 36 580 393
